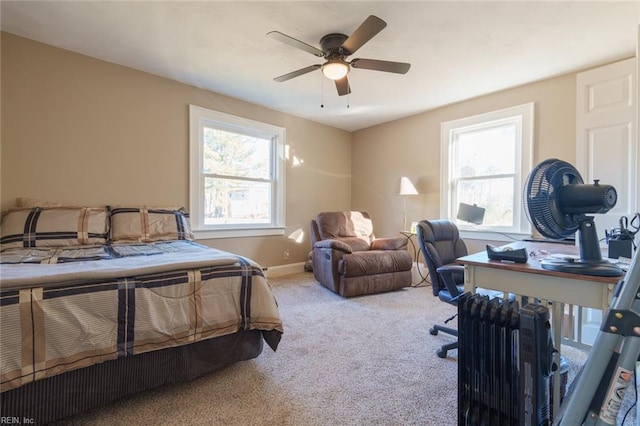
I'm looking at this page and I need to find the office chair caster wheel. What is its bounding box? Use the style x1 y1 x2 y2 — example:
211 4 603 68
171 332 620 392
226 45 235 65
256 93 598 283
436 349 447 358
429 327 438 336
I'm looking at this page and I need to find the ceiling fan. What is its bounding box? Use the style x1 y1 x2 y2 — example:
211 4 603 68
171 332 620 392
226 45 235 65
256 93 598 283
267 15 411 96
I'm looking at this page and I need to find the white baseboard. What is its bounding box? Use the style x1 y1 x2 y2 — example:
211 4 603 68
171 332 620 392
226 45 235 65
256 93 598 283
262 262 306 278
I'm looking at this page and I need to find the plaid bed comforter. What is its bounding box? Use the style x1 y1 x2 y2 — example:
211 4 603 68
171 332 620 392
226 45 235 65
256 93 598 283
0 241 283 392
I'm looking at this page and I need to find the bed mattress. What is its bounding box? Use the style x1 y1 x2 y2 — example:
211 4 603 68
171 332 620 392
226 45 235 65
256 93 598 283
0 241 283 393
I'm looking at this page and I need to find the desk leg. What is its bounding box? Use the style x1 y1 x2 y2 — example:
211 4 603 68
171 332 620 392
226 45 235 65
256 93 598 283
552 301 563 420
463 265 474 294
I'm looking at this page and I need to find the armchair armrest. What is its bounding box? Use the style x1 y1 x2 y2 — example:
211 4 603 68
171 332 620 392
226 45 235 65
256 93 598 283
436 265 513 301
436 264 464 275
313 239 353 253
436 264 465 299
371 237 407 251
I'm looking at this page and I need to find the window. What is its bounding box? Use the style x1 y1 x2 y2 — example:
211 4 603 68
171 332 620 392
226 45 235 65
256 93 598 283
189 105 285 239
440 103 534 239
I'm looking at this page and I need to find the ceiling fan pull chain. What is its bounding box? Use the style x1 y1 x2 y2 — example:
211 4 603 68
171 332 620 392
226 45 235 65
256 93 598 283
320 74 324 108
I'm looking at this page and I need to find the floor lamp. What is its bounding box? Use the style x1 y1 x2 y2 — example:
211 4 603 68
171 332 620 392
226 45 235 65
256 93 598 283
398 177 418 231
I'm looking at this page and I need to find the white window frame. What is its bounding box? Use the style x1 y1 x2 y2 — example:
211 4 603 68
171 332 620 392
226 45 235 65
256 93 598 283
189 105 286 239
440 103 534 241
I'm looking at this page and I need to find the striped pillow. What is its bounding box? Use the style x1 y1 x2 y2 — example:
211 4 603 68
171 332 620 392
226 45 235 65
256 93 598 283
0 207 109 250
110 207 194 243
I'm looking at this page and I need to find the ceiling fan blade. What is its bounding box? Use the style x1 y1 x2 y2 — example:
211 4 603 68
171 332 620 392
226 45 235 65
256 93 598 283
267 31 324 57
341 15 387 55
351 58 411 74
274 65 321 82
335 76 351 96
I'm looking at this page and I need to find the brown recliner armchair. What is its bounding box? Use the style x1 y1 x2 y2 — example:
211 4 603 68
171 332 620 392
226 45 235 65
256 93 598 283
310 211 413 297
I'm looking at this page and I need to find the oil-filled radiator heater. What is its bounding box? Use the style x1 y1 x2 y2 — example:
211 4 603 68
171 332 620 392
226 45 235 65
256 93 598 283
458 293 557 425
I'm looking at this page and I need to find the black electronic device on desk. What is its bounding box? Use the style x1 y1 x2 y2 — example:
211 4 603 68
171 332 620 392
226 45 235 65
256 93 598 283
606 213 639 259
486 244 528 263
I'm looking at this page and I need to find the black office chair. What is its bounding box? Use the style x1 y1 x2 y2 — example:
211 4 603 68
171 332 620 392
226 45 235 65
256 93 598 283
416 219 468 358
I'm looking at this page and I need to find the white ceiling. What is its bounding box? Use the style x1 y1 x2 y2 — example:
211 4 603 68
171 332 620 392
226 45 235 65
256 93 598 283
1 1 638 132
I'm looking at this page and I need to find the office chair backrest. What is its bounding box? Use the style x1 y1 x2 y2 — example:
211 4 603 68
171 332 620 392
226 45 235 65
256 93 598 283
416 219 468 296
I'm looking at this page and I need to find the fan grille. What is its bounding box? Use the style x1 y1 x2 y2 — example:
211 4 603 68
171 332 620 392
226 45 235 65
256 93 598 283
523 158 583 239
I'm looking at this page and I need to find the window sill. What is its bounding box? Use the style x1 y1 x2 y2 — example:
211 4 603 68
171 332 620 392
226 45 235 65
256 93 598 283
193 227 285 240
460 229 531 243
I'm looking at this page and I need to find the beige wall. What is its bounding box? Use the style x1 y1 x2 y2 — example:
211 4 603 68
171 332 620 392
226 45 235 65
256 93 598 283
0 33 352 266
352 72 578 239
2 32 625 266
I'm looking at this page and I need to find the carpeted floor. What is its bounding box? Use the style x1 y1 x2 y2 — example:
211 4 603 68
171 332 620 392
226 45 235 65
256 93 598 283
59 272 636 425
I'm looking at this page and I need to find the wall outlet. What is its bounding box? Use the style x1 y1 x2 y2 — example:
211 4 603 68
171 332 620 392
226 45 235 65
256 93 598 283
284 249 290 260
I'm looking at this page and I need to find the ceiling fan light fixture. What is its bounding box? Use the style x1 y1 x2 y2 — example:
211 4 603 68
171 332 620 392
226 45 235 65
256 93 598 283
269 15 411 95
322 60 349 80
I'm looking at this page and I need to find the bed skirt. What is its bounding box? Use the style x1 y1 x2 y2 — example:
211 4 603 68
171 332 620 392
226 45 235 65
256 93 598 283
0 329 264 425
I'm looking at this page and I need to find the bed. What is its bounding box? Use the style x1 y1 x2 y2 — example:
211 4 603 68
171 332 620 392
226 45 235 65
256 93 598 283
0 205 283 424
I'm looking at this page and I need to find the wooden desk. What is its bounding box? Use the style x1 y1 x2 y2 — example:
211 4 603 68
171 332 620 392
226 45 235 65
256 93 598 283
458 241 621 418
459 241 618 312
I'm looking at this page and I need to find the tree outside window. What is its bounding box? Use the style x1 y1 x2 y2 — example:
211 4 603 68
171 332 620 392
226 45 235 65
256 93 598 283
189 105 285 239
202 127 271 225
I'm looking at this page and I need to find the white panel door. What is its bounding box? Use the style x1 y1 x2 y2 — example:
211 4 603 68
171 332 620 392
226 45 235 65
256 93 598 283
577 58 637 242
576 57 638 346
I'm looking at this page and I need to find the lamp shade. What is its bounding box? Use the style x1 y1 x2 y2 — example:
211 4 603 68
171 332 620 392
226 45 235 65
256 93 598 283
398 177 418 195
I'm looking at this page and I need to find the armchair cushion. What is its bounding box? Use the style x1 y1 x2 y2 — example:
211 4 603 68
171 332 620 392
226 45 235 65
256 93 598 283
371 236 408 251
336 237 373 252
315 211 374 243
339 250 413 277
